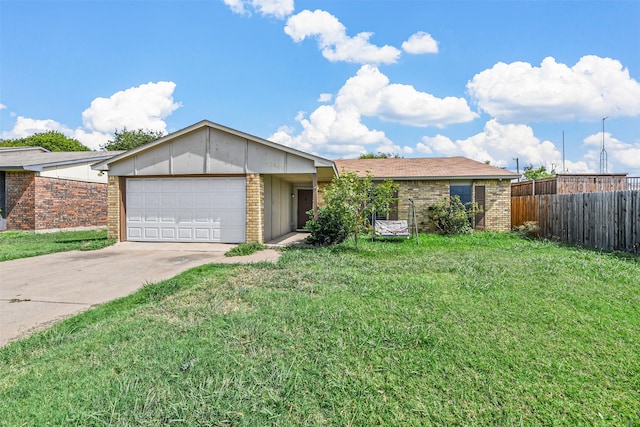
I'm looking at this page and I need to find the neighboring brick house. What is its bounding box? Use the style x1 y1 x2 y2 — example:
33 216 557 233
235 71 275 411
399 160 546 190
334 157 520 233
0 147 120 231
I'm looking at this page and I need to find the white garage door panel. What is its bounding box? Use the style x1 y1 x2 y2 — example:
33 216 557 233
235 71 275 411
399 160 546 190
126 177 246 243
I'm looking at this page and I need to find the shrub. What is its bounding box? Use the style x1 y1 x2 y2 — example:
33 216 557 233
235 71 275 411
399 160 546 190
305 206 350 246
427 195 482 235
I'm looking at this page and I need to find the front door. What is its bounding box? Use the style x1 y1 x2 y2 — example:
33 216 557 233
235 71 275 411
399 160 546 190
297 189 313 229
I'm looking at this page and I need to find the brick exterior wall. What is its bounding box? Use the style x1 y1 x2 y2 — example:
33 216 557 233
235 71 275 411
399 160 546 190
395 179 512 233
107 176 121 240
246 173 264 243
396 180 450 233
475 179 512 232
33 176 107 230
5 172 36 230
4 172 108 231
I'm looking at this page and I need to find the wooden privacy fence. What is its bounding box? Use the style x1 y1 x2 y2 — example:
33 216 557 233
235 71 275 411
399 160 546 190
511 190 640 252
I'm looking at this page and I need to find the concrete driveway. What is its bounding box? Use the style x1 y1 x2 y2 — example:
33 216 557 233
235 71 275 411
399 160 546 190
0 242 282 347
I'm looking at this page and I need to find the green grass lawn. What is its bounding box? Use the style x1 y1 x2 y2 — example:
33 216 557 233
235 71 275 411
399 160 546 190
1 233 639 425
0 229 114 261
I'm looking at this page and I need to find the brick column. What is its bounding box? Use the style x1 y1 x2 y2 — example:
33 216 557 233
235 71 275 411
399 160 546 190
245 174 264 243
107 176 121 240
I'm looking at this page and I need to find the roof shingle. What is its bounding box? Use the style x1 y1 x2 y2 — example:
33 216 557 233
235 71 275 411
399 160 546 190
333 157 519 180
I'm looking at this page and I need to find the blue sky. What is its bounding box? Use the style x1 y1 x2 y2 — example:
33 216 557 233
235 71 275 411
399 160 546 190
1 0 639 175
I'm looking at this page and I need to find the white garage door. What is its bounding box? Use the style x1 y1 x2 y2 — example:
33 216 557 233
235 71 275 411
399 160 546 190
126 177 246 243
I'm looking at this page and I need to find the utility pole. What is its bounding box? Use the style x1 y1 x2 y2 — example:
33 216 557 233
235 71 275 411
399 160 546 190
600 117 608 174
513 157 520 181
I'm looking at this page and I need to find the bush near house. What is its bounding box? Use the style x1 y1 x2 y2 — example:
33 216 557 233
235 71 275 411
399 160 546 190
427 195 482 235
304 206 350 246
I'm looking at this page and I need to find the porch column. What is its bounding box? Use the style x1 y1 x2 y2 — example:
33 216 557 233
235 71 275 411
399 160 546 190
245 173 264 243
312 173 318 219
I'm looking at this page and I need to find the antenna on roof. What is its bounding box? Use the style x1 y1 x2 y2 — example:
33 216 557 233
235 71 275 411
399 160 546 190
600 117 608 174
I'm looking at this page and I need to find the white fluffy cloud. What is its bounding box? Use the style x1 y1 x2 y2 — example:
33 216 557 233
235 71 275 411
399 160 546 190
402 31 439 54
0 116 73 139
270 104 391 158
0 103 6 110
284 9 401 64
468 55 640 122
338 65 477 127
317 93 333 103
416 119 592 173
1 81 180 150
81 81 181 135
270 65 476 157
222 0 294 18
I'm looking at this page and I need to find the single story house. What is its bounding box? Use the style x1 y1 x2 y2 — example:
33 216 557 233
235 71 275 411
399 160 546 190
0 147 120 231
92 120 337 244
333 157 520 232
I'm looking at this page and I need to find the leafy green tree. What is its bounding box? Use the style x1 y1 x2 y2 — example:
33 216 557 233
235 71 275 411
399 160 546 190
307 171 398 249
358 152 402 159
522 164 555 181
0 131 89 151
101 128 164 151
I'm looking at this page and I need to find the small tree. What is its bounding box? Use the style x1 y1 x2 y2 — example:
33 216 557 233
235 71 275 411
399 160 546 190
101 128 164 151
522 164 555 181
0 131 89 151
428 195 482 235
358 152 402 159
306 171 398 249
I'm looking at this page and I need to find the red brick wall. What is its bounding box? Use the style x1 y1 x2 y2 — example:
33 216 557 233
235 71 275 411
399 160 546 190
33 176 108 230
4 172 108 231
5 172 36 230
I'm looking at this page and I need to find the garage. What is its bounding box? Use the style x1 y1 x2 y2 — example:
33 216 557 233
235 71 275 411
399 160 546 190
126 177 246 243
93 120 337 244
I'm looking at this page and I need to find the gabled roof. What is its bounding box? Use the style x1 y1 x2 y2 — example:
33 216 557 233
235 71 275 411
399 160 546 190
333 157 520 180
92 120 336 171
0 149 122 171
